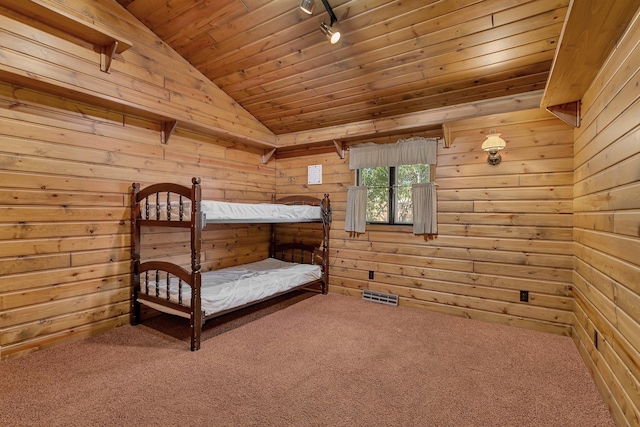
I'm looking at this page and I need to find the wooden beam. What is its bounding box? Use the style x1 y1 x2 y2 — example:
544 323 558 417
276 90 544 147
546 101 581 128
541 0 639 108
160 120 177 144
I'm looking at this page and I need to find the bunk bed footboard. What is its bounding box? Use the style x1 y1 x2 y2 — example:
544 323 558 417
135 261 203 350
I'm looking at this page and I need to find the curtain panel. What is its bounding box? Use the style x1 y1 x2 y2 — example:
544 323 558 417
349 137 438 170
412 183 438 235
345 186 368 233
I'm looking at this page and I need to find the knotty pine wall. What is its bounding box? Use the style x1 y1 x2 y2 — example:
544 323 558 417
276 108 575 337
571 12 640 426
0 0 278 360
0 82 274 360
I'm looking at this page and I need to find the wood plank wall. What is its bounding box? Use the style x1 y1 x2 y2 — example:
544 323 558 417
276 108 576 337
571 11 640 426
0 83 273 360
0 0 274 147
0 0 277 360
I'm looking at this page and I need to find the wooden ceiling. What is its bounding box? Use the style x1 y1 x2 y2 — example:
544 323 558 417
114 0 569 136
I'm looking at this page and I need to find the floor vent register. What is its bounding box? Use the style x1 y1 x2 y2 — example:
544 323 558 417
362 289 399 306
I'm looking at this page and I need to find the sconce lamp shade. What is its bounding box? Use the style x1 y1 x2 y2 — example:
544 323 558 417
481 132 506 152
481 132 506 165
300 0 315 14
320 22 341 44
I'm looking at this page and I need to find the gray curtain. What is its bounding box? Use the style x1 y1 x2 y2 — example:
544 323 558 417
412 183 437 235
349 137 437 169
345 186 368 233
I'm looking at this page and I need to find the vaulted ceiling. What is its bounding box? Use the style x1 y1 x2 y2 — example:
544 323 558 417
114 0 569 137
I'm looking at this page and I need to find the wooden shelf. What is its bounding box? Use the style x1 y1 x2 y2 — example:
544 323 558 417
2 0 133 72
541 0 639 110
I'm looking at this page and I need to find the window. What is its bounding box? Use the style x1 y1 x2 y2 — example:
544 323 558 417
357 164 430 225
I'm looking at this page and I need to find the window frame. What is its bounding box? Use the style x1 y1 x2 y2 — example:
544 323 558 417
356 164 430 226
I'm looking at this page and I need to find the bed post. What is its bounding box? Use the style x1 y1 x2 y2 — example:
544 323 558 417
190 177 203 351
321 194 332 294
131 183 141 325
269 194 276 258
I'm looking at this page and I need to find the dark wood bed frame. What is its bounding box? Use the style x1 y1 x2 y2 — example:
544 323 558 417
130 177 332 351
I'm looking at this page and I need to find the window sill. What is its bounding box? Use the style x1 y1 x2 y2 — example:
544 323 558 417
365 223 414 233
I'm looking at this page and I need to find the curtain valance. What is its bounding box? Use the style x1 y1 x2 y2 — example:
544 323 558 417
349 137 438 170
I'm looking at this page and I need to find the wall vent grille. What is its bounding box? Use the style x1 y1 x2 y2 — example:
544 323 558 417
362 290 399 306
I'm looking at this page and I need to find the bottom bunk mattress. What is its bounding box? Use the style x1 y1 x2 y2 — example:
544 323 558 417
138 258 322 317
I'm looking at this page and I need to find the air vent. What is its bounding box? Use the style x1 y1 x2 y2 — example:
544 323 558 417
362 290 398 306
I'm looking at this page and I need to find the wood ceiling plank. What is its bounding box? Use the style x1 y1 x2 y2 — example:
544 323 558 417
213 0 564 89
257 69 550 131
110 0 571 138
166 2 246 48
250 54 551 116
206 0 321 46
118 0 161 16
248 60 552 120
238 36 559 126
218 15 494 94
135 0 215 31
204 0 450 80
186 0 328 68
493 0 569 27
233 39 559 121
263 81 547 133
207 0 505 85
225 20 562 103
152 0 239 41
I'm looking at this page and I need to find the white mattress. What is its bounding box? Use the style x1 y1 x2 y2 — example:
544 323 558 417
139 258 322 317
139 200 322 223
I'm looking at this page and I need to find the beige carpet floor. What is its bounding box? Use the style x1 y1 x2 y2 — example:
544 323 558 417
0 293 614 426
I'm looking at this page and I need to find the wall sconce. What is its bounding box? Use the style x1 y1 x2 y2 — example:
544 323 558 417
481 130 506 165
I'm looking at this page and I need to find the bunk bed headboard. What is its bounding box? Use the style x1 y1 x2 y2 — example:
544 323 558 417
270 193 332 291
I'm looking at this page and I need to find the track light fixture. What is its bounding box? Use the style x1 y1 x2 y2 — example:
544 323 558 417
319 0 340 44
300 0 341 44
299 0 315 15
320 21 340 44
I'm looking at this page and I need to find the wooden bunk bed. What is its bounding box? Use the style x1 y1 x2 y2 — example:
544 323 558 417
130 177 332 351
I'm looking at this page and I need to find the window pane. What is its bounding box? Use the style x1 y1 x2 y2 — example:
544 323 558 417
360 167 389 222
395 164 430 224
398 164 430 184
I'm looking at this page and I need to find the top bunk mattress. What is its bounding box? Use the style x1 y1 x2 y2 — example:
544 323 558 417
138 200 322 223
202 200 321 223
